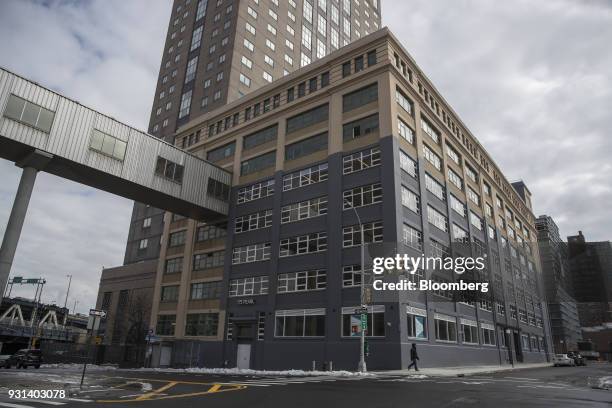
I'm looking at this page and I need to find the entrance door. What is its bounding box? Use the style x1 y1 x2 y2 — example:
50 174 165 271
236 343 251 369
160 346 172 367
513 332 523 363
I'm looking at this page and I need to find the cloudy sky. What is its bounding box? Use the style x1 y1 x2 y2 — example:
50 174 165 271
0 0 610 313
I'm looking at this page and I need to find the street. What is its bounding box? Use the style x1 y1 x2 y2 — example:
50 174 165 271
0 364 609 408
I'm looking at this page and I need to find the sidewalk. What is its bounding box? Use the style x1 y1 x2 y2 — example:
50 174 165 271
376 362 553 377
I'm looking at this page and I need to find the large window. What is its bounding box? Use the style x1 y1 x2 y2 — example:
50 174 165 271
407 307 427 339
279 232 327 257
435 314 457 342
421 118 440 144
425 173 445 201
461 319 479 344
285 132 328 160
278 270 326 293
402 224 422 250
399 150 417 177
196 224 227 242
286 104 329 133
398 118 414 143
401 186 420 214
343 147 380 174
423 145 441 170
470 211 483 231
156 315 176 336
243 125 278 149
343 183 382 209
155 156 184 184
342 114 379 142
481 323 496 345
396 88 413 115
193 251 224 270
89 129 127 161
447 168 463 190
178 90 192 119
232 243 271 264
190 281 222 300
450 194 466 217
228 276 269 297
282 163 328 191
237 179 275 203
3 94 55 133
241 151 276 175
275 309 325 337
165 257 183 274
281 196 328 223
160 285 179 302
235 209 273 233
342 83 378 112
207 142 235 162
427 206 448 232
343 221 383 247
341 306 385 337
185 313 218 336
168 230 186 247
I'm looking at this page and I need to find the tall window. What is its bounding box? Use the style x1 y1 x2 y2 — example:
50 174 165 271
401 186 420 214
178 90 192 119
407 307 427 339
435 314 457 342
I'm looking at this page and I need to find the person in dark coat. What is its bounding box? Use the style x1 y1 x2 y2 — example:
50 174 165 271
407 343 419 371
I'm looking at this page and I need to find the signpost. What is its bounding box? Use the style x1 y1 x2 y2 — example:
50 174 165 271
81 309 106 388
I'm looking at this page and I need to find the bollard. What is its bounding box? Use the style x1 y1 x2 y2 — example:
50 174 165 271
312 360 316 371
329 361 333 372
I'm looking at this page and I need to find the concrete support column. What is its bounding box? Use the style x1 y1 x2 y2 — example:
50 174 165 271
0 166 38 295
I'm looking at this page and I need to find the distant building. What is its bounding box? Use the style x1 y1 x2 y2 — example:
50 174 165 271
567 231 612 327
95 261 156 348
536 215 581 352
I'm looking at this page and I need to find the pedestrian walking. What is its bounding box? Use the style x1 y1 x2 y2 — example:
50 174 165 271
408 343 419 371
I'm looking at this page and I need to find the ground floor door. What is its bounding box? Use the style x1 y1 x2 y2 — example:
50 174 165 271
160 346 172 367
237 343 251 369
513 332 523 363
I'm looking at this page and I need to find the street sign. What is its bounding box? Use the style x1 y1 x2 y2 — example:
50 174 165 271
360 314 367 330
12 277 22 283
89 309 106 318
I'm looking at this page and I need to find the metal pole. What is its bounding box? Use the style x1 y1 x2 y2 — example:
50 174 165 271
344 198 367 373
0 167 38 295
63 275 72 308
359 222 367 373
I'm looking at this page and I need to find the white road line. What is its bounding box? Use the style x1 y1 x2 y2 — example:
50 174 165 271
63 399 91 403
18 401 64 406
0 402 37 408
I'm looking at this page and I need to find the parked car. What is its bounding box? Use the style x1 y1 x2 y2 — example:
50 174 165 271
5 349 42 369
0 355 11 368
567 351 586 366
553 354 575 367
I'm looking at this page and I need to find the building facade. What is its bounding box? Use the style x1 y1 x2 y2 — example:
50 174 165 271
567 231 612 327
149 28 551 370
124 0 382 266
536 215 581 352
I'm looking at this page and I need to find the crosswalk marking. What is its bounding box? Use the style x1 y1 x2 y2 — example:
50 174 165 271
0 402 44 408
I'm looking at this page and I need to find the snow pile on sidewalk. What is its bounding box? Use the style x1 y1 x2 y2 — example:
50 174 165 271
592 376 612 390
134 366 373 377
42 363 118 371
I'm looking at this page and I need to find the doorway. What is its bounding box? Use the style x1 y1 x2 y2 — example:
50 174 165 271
236 343 251 369
513 332 523 363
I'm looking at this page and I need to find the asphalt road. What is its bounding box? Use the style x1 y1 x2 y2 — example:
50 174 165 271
0 363 609 408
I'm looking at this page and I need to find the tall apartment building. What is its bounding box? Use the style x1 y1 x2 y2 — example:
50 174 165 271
567 231 612 327
149 28 551 370
536 215 581 352
124 0 382 266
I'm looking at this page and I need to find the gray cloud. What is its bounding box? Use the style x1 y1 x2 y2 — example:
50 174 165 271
0 0 610 313
383 0 612 240
0 0 171 313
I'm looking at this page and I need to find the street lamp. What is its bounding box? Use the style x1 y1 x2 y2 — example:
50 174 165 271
343 198 367 373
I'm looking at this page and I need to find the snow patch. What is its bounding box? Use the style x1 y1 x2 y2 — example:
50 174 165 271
132 367 373 377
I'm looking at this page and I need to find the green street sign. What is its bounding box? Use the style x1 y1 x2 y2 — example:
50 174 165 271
360 313 367 330
12 277 23 283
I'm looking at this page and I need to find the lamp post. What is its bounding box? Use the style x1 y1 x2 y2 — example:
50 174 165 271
343 198 367 373
63 274 72 308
